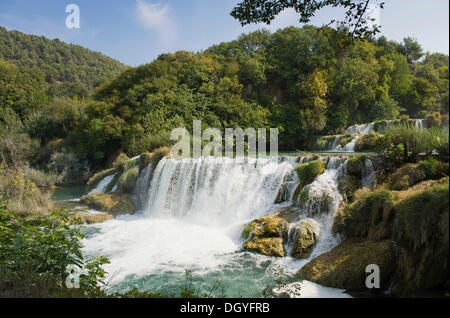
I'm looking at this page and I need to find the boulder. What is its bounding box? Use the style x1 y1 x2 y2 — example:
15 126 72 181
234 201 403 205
241 213 289 257
290 219 321 259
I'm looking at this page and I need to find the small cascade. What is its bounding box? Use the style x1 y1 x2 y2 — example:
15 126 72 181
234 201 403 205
346 122 375 135
134 164 153 209
413 119 426 130
289 156 347 257
88 173 117 194
362 157 377 188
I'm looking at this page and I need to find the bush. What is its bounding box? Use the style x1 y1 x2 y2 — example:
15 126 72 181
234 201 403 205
48 152 92 185
418 158 449 180
376 123 449 163
0 166 53 216
0 200 110 297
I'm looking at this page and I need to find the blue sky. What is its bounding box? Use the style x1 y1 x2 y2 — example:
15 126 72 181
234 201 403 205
0 0 448 66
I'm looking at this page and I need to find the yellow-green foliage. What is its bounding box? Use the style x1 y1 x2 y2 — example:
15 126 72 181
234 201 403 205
297 240 396 290
425 112 442 128
333 189 396 240
355 131 378 152
150 147 170 170
116 167 139 193
80 193 135 214
418 158 449 180
140 146 170 172
0 166 53 216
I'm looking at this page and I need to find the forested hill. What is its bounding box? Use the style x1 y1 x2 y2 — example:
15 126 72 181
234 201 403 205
95 26 449 152
0 26 127 91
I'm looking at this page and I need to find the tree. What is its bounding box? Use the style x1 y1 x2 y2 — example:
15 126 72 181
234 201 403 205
230 0 384 38
401 37 424 64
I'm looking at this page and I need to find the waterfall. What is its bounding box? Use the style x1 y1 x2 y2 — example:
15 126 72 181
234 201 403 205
88 173 117 194
142 156 298 224
83 155 357 297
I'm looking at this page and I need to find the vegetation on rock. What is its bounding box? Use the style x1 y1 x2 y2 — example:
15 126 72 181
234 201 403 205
80 193 135 214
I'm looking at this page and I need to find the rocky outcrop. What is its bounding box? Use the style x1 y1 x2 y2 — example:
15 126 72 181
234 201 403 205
297 240 396 290
318 178 450 297
80 193 135 214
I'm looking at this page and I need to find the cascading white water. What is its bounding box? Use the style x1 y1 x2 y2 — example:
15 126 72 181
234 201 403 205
88 173 117 194
346 122 375 135
142 156 298 224
82 155 354 297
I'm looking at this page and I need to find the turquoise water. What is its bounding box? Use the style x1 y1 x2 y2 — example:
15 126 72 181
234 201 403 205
51 186 86 201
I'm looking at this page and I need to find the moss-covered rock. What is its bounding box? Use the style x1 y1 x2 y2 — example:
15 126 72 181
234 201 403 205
291 219 320 259
293 160 326 202
391 181 449 297
382 163 426 191
243 238 285 257
333 188 395 241
332 179 449 297
296 240 396 290
346 156 366 178
298 186 334 216
83 213 115 224
274 183 290 204
338 175 361 202
116 167 139 193
80 193 135 214
354 131 378 152
241 213 289 257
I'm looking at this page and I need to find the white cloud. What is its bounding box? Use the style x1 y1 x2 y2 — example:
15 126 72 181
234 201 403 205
136 0 177 44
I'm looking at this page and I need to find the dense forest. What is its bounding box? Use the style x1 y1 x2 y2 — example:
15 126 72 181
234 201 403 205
1 25 449 179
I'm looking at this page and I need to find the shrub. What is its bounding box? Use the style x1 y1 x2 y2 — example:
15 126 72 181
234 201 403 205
48 152 92 185
0 201 110 297
425 112 442 128
418 158 449 180
0 167 53 216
